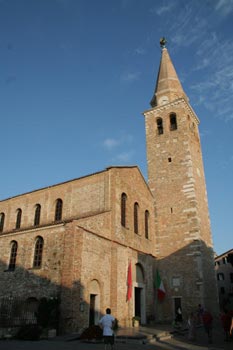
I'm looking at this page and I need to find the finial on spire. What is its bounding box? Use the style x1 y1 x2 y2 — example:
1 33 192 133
160 37 167 49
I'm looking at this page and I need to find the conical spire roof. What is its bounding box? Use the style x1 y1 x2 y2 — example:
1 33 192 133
150 45 188 107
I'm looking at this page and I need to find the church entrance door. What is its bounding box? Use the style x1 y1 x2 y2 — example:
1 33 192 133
89 294 96 326
88 279 100 326
134 287 141 317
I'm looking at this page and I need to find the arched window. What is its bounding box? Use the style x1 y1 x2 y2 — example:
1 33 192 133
33 236 44 268
134 202 139 234
0 212 5 233
16 208 22 229
121 193 127 227
55 198 63 221
145 210 149 239
34 204 41 226
170 113 177 130
157 118 163 135
9 241 18 271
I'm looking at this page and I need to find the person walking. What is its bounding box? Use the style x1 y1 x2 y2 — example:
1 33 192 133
99 308 116 350
229 313 233 340
175 306 183 328
197 304 204 325
187 312 196 341
202 309 213 344
220 309 232 341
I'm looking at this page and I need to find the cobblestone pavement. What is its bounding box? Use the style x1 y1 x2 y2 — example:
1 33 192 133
0 324 232 350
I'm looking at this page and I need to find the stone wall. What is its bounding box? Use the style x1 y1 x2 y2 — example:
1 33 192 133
0 166 157 333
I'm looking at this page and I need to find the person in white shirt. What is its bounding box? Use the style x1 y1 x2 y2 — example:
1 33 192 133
99 308 115 349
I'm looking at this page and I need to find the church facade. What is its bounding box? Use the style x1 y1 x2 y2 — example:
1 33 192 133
0 43 218 334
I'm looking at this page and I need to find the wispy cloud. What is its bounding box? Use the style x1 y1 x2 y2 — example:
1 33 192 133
102 133 134 163
215 0 233 16
134 47 146 55
102 134 133 150
191 33 233 121
150 3 174 15
103 138 120 150
169 6 208 49
152 2 233 122
115 151 134 163
193 58 210 71
120 71 141 82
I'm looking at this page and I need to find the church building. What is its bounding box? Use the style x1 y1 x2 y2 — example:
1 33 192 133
0 40 218 334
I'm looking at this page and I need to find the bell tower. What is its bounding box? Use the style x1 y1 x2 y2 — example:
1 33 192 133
143 39 218 318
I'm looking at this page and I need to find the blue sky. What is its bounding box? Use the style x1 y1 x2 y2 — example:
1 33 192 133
0 0 232 255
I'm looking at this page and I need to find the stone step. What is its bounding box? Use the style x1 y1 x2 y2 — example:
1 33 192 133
154 331 173 341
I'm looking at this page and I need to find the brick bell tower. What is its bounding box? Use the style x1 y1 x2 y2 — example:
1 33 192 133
143 38 218 319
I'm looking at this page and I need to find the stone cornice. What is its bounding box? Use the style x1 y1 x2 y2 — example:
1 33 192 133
142 98 200 124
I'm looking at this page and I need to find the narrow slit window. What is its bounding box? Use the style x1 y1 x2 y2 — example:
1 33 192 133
134 202 139 234
121 193 127 227
145 210 149 239
34 204 41 226
55 199 63 221
16 209 22 229
0 212 5 233
168 157 172 162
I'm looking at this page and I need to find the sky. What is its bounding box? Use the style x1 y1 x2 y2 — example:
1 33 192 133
0 0 232 255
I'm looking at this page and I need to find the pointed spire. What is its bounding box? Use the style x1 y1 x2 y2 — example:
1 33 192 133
150 39 188 107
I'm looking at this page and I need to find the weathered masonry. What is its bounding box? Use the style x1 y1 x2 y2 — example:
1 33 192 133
0 41 218 334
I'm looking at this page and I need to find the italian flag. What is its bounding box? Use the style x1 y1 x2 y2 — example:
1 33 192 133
155 270 166 301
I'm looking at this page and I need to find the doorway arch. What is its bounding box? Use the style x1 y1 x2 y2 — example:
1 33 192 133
134 263 146 324
89 279 100 326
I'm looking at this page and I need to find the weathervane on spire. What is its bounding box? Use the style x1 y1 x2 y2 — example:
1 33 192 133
160 37 167 49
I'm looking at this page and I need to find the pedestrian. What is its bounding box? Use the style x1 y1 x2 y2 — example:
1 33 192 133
202 309 213 344
99 308 116 350
229 313 233 339
175 306 182 327
197 303 204 325
187 312 196 341
220 309 232 341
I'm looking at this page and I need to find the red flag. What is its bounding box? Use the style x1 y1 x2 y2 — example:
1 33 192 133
127 261 132 301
